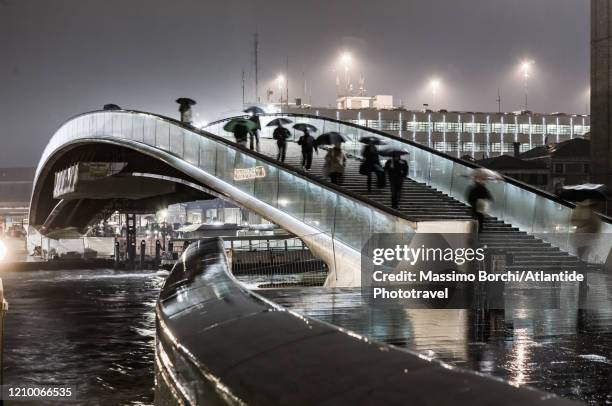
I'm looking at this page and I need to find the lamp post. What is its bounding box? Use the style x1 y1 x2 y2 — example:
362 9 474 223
276 74 285 104
340 52 352 96
521 60 533 111
430 79 440 110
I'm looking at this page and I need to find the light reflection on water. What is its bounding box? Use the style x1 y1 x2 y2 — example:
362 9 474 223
260 278 612 405
0 268 164 405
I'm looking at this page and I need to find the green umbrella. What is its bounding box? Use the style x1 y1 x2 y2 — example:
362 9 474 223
223 118 258 133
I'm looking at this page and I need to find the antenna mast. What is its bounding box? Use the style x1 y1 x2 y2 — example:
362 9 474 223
285 56 289 106
241 69 245 106
254 32 259 102
496 88 502 113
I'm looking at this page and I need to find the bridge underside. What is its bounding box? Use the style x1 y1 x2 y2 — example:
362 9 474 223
31 143 216 235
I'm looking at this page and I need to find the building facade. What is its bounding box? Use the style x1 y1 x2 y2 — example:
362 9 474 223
278 105 590 159
0 167 35 232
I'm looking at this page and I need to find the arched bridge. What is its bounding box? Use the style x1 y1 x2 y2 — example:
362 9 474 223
30 110 612 286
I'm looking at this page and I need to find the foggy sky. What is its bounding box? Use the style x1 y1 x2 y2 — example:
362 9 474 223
0 0 589 167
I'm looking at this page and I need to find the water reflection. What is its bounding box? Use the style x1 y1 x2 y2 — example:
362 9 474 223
0 268 163 405
261 273 612 404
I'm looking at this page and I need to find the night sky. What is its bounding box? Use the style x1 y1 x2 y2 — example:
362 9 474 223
0 0 589 167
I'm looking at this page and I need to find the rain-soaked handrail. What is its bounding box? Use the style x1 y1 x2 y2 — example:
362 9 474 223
155 237 578 406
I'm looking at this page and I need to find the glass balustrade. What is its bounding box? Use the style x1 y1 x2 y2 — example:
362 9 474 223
208 113 612 264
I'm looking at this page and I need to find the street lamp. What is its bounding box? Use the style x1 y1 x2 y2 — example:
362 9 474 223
430 79 441 110
339 51 352 96
276 74 285 103
341 52 352 67
521 60 533 111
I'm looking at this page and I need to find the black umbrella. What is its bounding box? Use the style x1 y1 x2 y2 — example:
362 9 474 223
176 98 197 106
360 136 387 145
560 184 607 202
103 104 121 111
315 132 347 146
293 123 318 133
379 148 409 157
266 118 293 127
243 106 265 115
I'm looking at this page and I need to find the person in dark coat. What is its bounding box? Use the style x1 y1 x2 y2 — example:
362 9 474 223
232 123 249 147
466 175 492 233
297 130 318 170
248 115 261 151
361 144 383 192
384 152 409 209
273 124 291 162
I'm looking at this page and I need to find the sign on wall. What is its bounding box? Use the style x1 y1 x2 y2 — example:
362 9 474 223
233 166 266 181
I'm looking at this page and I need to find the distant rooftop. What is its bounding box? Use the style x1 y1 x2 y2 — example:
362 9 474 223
477 155 547 171
520 138 590 159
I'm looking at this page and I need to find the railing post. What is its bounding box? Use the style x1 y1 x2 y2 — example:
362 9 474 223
140 240 146 269
155 240 161 267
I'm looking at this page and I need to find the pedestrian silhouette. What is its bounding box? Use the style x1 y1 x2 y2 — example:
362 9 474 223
248 114 261 151
360 143 384 192
297 129 318 170
273 124 290 162
466 171 493 233
232 123 249 148
384 152 408 209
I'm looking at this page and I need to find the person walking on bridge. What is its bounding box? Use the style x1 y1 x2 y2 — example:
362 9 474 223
296 126 318 170
231 123 249 148
384 151 409 209
272 124 291 163
360 142 384 192
466 170 493 233
248 114 261 152
323 142 346 185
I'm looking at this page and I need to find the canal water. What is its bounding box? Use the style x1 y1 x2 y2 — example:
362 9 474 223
0 268 163 405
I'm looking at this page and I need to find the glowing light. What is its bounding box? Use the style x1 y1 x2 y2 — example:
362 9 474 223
430 79 441 91
521 60 533 77
340 52 352 66
429 78 441 110
0 240 6 261
276 74 285 89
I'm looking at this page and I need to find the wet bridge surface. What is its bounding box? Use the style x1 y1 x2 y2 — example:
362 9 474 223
260 272 612 405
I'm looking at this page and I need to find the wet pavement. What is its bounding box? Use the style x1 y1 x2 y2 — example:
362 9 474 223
0 268 163 405
260 274 612 405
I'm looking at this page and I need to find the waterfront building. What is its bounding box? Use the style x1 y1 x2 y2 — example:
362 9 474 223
275 97 590 159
